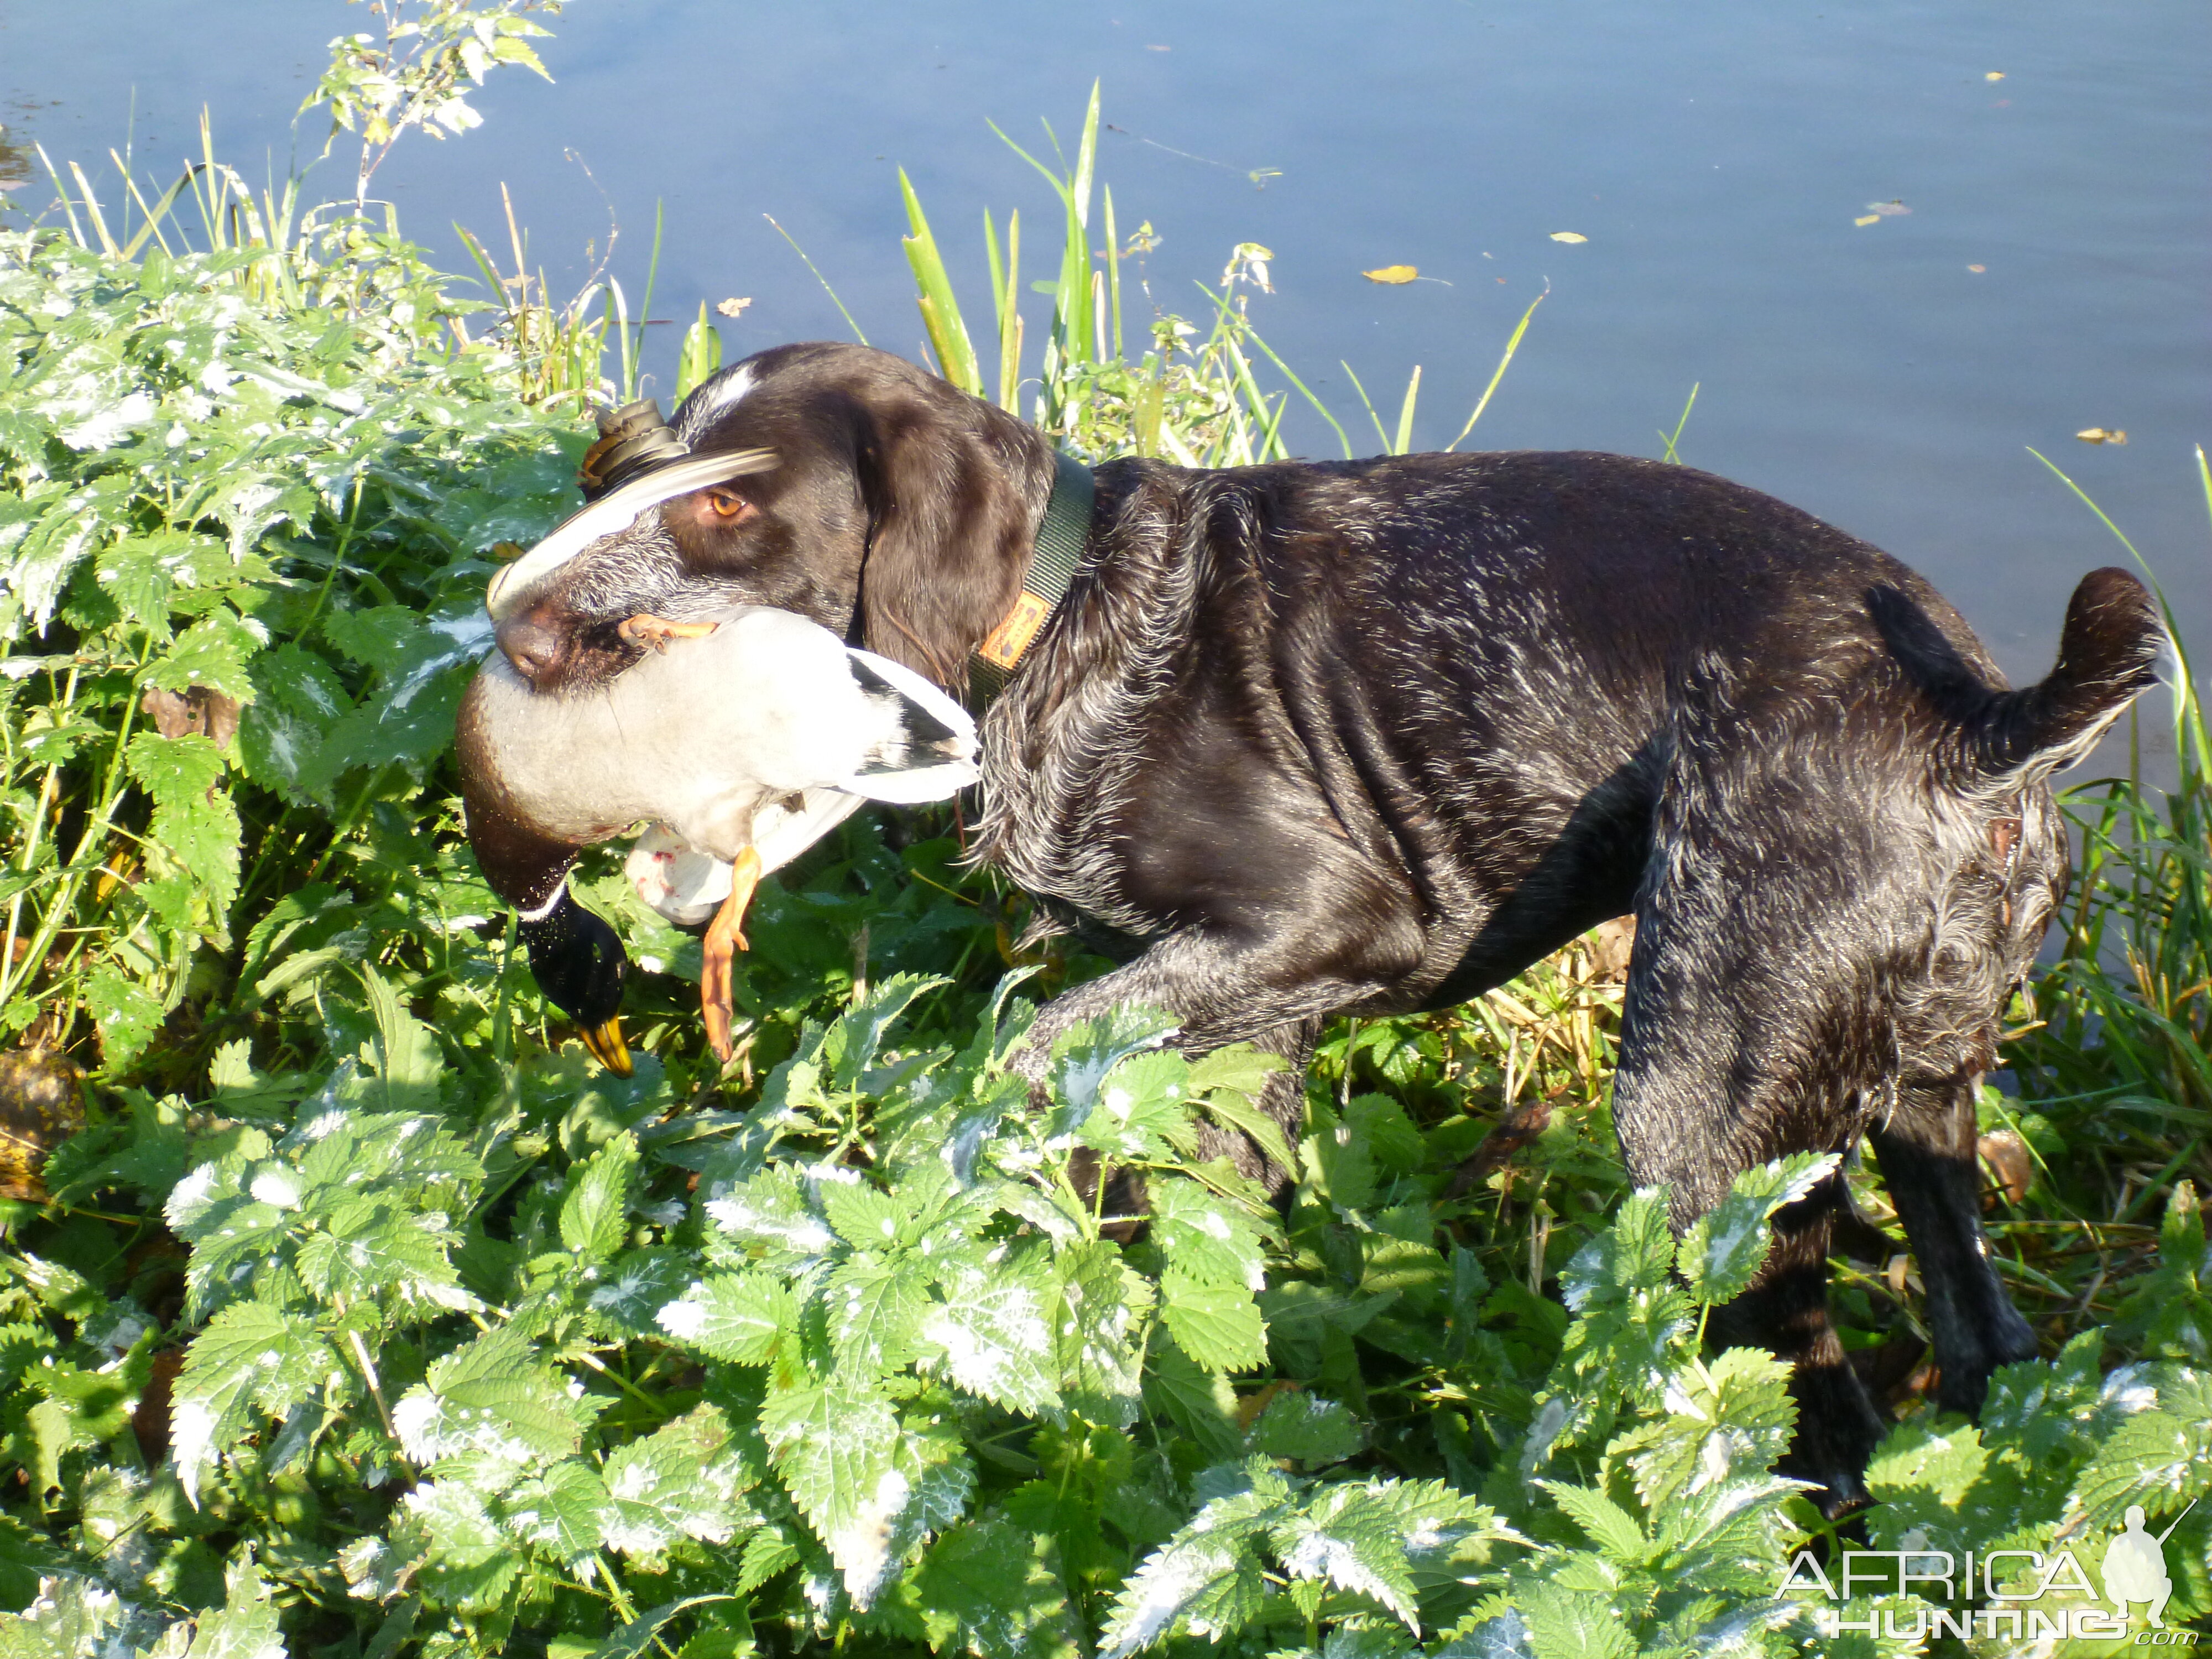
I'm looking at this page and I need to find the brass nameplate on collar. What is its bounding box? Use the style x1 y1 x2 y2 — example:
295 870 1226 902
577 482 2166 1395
977 589 1051 669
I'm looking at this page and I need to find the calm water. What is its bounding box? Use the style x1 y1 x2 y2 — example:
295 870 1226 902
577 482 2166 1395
3 0 2206 749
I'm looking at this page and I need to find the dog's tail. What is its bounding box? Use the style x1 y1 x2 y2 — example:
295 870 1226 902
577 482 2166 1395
1969 567 2166 778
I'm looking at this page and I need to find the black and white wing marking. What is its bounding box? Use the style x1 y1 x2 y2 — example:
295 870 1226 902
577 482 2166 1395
836 647 982 804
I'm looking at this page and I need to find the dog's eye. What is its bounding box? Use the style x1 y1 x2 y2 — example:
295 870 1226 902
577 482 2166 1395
705 487 749 520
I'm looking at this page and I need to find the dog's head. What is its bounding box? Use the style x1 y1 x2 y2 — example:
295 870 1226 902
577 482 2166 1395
491 342 1052 693
1884 566 2166 1083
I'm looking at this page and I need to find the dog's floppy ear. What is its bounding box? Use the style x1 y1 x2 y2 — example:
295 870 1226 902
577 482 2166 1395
1971 566 2166 780
850 380 1045 689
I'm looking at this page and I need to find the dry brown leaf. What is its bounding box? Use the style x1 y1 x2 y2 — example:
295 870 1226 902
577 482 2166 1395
2075 427 2128 446
140 686 241 749
1548 232 1587 244
716 297 752 317
1363 264 1418 284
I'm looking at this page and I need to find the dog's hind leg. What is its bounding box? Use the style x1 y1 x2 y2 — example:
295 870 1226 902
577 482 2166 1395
1868 1077 2038 1417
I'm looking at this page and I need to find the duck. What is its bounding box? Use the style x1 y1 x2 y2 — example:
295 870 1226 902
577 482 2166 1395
456 604 979 1070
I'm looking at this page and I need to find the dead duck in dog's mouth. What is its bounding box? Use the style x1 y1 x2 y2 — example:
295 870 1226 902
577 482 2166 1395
456 603 978 1071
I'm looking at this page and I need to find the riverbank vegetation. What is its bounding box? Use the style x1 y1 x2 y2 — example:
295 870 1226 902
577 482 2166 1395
1 11 2207 1656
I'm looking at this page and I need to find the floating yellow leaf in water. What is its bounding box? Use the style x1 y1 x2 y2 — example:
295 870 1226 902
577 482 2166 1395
1986 71 2006 81
1854 215 1882 227
1549 232 1588 244
2075 427 2128 446
1363 265 1419 284
717 297 752 317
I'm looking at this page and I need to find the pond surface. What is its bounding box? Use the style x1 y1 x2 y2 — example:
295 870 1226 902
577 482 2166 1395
3 0 2206 747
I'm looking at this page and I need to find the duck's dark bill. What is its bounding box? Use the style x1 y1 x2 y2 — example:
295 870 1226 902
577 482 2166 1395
580 1017 633 1077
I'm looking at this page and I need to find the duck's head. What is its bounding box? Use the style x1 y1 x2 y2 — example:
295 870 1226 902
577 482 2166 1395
455 674 633 1075
519 890 631 1076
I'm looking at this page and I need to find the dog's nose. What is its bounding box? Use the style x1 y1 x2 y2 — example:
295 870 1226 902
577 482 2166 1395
496 613 566 684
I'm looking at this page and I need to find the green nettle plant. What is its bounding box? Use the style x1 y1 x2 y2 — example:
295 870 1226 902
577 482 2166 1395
4 17 2211 1655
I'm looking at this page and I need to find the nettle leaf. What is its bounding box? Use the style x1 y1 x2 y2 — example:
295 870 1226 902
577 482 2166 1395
1510 1575 1637 1659
1098 1462 1292 1657
142 611 265 703
704 1166 838 1263
397 1479 524 1611
1541 1481 1650 1568
290 1107 481 1203
1344 1094 1425 1173
1043 1005 1180 1140
95 530 226 629
1159 1265 1267 1375
656 1271 797 1365
1189 1042 1295 1173
1080 1048 1199 1161
2066 1368 2212 1529
294 1198 474 1313
829 971 948 1092
124 730 242 914
358 965 447 1114
1252 1389 1366 1466
826 1254 931 1378
920 1262 1063 1417
1274 1484 1425 1629
237 641 352 798
602 1405 761 1559
1057 1240 1154 1430
1562 1188 1675 1308
85 964 165 1069
1302 1098 1377 1211
320 603 423 676
182 1558 288 1659
500 1457 609 1564
1621 1345 1797 1516
392 1328 582 1484
1149 1177 1269 1291
1677 1152 1838 1307
759 1380 912 1606
583 1248 693 1340
820 1173 909 1251
913 1517 1084 1659
170 1301 337 1505
561 1131 638 1265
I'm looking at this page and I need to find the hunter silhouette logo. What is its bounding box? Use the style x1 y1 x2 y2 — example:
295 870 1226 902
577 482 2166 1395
2106 1503 2189 1629
1778 1498 2201 1642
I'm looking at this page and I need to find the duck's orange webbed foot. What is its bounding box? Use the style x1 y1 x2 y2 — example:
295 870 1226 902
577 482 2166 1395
700 847 764 1063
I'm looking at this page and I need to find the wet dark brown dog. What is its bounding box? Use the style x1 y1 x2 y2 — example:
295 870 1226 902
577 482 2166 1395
479 341 2164 1512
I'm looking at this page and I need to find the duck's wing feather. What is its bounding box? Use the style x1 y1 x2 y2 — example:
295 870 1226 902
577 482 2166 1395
836 647 982 804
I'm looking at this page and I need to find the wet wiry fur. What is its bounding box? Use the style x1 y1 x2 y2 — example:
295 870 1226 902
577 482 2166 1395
488 342 2165 1512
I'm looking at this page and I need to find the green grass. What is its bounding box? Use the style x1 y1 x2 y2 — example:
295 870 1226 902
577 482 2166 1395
1 53 2209 1659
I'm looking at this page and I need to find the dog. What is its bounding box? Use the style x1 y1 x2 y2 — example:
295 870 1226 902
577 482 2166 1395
479 340 2163 1512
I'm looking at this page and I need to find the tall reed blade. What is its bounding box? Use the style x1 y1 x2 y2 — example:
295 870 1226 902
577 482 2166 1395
897 169 980 395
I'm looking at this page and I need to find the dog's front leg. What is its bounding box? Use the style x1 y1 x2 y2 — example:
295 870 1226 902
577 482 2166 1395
1868 1078 2039 1416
